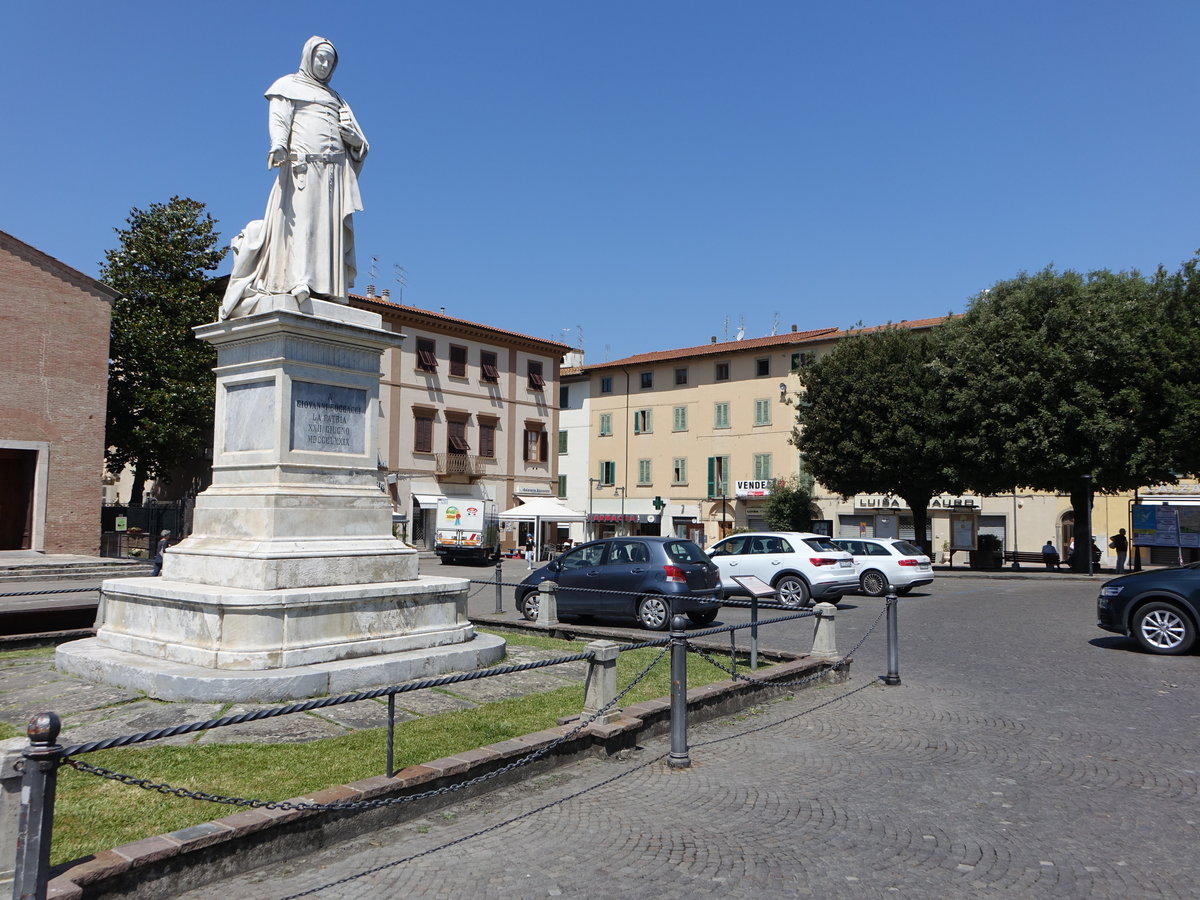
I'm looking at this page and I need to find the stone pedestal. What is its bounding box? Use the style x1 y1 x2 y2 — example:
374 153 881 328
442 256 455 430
59 300 504 701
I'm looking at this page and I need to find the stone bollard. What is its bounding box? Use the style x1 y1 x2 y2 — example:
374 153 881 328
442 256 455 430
581 640 622 725
0 737 25 897
810 602 838 660
536 580 559 627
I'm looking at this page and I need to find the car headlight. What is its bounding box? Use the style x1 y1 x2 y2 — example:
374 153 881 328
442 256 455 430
1098 586 1124 598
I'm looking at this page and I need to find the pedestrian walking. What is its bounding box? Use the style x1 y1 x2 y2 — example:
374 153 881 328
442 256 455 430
1110 528 1128 573
524 535 536 570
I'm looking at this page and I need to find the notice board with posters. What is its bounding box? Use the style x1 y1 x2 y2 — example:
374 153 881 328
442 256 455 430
950 512 977 551
1132 504 1200 547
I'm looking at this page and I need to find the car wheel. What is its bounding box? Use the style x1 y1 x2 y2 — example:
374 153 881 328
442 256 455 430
687 609 718 626
518 591 540 622
637 595 671 630
859 570 888 597
773 574 810 608
1132 601 1196 655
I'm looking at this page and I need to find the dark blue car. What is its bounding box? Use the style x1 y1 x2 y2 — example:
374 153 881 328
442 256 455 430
515 537 723 630
1097 563 1200 655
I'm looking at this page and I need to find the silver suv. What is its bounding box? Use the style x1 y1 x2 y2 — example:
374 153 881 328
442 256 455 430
708 532 858 607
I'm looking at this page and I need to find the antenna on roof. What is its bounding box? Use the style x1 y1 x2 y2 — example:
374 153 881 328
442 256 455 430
722 315 729 341
369 256 378 282
576 324 584 351
735 314 745 341
770 311 781 335
393 265 407 305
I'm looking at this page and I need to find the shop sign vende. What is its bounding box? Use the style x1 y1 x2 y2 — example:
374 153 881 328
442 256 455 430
735 480 772 498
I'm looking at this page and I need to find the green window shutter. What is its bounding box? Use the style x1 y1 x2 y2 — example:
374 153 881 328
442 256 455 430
707 457 716 498
558 430 568 454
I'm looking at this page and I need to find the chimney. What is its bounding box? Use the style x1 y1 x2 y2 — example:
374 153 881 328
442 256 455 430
366 284 375 297
381 288 391 300
440 307 446 315
791 324 797 332
711 336 717 344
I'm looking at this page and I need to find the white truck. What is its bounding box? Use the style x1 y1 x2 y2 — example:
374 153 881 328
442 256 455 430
434 497 500 565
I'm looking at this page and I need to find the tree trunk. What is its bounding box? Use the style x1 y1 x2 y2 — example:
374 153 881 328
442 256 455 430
903 496 932 557
1069 483 1092 573
129 463 147 507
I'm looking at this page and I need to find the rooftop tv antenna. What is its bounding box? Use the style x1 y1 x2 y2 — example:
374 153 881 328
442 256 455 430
770 311 781 335
393 265 407 304
369 256 379 282
734 314 745 341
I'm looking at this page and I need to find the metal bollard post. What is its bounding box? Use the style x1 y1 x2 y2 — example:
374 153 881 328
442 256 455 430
494 557 504 614
883 591 901 685
13 712 63 900
536 580 559 626
667 614 691 769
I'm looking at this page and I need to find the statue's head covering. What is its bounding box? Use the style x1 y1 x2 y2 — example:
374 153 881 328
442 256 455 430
299 35 337 84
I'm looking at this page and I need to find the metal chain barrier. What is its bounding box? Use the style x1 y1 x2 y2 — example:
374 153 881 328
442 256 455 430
63 646 670 812
0 587 99 598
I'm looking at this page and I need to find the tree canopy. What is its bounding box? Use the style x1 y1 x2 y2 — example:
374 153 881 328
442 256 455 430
102 197 226 505
762 472 817 533
793 325 960 553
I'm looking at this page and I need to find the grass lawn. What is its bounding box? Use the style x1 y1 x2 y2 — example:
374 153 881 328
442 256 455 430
44 630 760 866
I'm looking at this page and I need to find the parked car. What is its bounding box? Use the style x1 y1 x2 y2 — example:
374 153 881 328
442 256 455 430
831 538 935 596
515 537 723 631
1096 564 1200 655
707 532 857 607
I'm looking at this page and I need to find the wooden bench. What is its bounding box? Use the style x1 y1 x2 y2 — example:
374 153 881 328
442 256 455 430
1003 550 1061 568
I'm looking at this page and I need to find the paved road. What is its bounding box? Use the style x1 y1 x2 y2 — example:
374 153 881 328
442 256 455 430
175 574 1200 899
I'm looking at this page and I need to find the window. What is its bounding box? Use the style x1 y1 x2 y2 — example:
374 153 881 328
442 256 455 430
756 357 770 377
715 362 730 381
672 457 688 485
598 413 612 436
527 360 545 390
480 350 500 382
640 371 653 389
558 474 567 498
754 398 771 426
791 351 815 371
633 409 652 434
706 456 730 498
714 402 730 429
599 460 616 486
558 430 568 454
447 418 469 453
449 345 467 377
753 453 772 480
674 367 688 386
672 406 687 432
478 421 496 458
600 376 613 394
559 384 569 407
524 425 548 462
413 412 434 453
416 338 437 372
637 459 652 485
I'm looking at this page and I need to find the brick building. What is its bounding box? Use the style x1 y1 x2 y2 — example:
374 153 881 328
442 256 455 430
0 231 117 554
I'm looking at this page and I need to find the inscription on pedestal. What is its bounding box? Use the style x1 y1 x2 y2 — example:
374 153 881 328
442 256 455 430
291 381 367 453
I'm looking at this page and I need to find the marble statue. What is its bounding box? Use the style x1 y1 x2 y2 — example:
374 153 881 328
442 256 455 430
221 36 369 319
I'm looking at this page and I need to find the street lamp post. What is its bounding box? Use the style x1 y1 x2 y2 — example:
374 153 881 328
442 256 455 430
588 477 601 542
615 486 627 536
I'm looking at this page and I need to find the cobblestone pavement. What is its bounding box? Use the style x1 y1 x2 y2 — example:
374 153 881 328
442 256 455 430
175 576 1200 899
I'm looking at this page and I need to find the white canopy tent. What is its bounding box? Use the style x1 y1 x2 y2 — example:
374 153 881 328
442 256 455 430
499 497 587 558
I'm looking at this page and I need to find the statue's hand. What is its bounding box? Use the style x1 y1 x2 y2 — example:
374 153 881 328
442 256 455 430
338 107 363 148
268 147 289 168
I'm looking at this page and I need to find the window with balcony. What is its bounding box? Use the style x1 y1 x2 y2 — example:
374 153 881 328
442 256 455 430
447 418 469 453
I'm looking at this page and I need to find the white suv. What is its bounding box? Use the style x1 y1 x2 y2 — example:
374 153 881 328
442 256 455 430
708 532 858 607
831 538 934 596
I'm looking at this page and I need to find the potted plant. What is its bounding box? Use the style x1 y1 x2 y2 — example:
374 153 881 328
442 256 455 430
969 533 1003 570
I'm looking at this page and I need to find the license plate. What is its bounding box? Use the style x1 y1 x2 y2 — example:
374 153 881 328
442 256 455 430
839 559 853 567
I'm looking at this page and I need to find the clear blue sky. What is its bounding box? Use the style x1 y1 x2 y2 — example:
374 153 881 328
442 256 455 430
8 1 1198 361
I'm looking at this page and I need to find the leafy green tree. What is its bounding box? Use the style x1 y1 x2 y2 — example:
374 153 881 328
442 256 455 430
763 472 817 532
101 197 226 505
936 266 1177 570
793 326 958 554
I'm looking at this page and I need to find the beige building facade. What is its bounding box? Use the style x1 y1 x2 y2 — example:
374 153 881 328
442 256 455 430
351 292 570 552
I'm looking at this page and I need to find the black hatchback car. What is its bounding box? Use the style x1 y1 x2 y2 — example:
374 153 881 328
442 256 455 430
1096 564 1200 655
515 536 723 630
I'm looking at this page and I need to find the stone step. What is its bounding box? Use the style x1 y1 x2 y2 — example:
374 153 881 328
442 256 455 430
0 563 155 582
